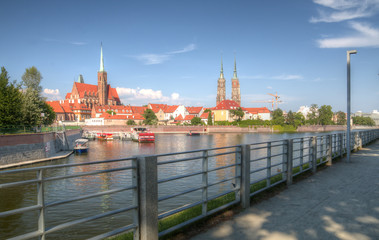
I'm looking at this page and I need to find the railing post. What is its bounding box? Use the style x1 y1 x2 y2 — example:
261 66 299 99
240 144 250 209
286 139 293 185
326 135 332 166
311 136 317 173
267 142 272 187
37 169 45 240
137 155 158 240
202 150 208 215
132 158 139 240
338 133 343 158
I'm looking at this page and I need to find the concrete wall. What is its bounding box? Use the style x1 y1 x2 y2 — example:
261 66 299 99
0 129 81 166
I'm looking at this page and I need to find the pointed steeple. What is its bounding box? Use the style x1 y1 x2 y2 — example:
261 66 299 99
100 42 104 72
220 54 224 79
233 54 238 79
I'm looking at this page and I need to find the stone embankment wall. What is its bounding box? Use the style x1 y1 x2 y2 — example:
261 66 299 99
82 125 273 133
0 129 81 167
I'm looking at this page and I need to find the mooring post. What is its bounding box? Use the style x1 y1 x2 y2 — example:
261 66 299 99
240 144 251 209
137 155 158 240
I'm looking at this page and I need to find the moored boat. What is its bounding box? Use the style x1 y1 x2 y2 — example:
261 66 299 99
187 130 200 136
131 128 155 143
74 139 89 154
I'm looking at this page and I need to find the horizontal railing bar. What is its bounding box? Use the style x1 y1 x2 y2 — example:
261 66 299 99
207 150 240 158
158 170 203 184
155 145 241 158
0 157 136 175
45 205 137 235
250 156 269 162
208 175 239 188
208 163 238 173
159 212 205 237
158 186 203 202
250 146 268 151
269 153 285 158
46 185 136 208
206 199 239 216
249 139 286 146
0 205 41 218
7 230 42 240
250 166 268 174
0 179 40 189
270 162 284 168
207 189 235 202
158 155 203 165
158 200 203 220
250 176 269 185
44 166 134 182
87 224 137 240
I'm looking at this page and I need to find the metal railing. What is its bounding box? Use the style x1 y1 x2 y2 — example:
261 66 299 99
1 130 378 240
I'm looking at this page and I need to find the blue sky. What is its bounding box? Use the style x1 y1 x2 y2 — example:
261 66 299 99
1 0 378 113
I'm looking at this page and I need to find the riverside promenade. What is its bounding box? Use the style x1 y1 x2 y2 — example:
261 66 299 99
192 140 379 240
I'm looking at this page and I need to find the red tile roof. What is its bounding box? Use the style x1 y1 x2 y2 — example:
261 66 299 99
245 107 271 114
175 114 184 121
131 106 147 114
74 82 98 98
149 103 168 113
46 101 64 113
200 112 213 119
184 115 195 121
164 105 178 113
186 107 203 114
214 100 240 110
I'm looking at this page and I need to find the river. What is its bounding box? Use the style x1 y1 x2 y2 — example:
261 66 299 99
0 132 328 239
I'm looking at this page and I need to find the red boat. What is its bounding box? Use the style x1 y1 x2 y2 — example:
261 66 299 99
97 133 113 141
131 128 155 143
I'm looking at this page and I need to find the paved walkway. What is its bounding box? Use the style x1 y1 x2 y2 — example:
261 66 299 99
192 140 379 240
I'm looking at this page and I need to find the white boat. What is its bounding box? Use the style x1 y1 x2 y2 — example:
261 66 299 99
74 139 89 153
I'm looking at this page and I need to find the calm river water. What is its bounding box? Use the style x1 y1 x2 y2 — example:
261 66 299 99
1 132 325 239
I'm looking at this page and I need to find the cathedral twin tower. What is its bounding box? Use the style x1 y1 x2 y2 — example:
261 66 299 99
216 56 241 106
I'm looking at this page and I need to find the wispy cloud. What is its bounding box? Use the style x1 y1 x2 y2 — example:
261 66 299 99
43 38 87 46
241 74 304 81
134 43 197 65
318 21 379 48
43 88 62 100
310 0 379 23
116 87 180 104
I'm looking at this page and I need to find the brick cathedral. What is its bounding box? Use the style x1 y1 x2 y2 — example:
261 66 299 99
216 56 241 106
65 44 121 108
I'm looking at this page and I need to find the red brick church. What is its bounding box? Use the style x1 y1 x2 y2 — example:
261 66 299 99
65 44 121 109
47 44 121 121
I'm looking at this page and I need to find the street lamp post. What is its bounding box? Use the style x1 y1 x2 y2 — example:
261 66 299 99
347 50 357 163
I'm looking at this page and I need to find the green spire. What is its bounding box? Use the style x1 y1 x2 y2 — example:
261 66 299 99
100 42 104 72
220 54 224 79
233 54 238 79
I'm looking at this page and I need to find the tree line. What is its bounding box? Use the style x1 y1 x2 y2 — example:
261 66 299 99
0 66 55 130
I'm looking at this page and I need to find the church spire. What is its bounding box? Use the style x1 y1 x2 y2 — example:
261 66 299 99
100 42 104 72
233 54 237 79
220 54 224 79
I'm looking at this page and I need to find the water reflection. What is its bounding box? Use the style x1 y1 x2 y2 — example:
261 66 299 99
1 132 330 239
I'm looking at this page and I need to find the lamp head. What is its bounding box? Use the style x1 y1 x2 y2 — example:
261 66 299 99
348 50 357 55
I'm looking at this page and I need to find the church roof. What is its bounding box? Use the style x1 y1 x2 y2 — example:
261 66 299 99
46 101 64 113
74 82 98 98
214 100 240 110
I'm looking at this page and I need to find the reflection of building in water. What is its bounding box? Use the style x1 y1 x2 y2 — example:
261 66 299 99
212 134 235 189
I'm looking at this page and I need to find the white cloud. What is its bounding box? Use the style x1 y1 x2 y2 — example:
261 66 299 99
43 38 87 46
167 44 196 54
318 21 379 48
43 88 62 100
134 43 196 65
311 0 379 23
135 54 170 65
272 74 304 80
116 87 180 104
267 86 273 89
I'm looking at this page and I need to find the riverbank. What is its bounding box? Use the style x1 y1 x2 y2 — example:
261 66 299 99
0 129 81 169
82 125 378 134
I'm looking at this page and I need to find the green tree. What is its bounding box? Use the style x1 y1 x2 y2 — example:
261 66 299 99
286 111 295 126
142 109 158 125
229 107 244 121
306 104 319 125
21 66 42 92
106 110 116 115
0 67 23 127
336 111 346 125
352 116 375 126
318 105 333 125
41 102 56 125
191 116 202 125
21 67 45 127
126 119 136 125
207 111 213 126
272 108 285 126
294 112 305 127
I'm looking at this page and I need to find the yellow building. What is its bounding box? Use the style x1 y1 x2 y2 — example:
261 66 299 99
212 100 241 122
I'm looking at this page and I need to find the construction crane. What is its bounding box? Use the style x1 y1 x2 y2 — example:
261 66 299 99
267 92 282 109
251 100 275 111
251 92 283 111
